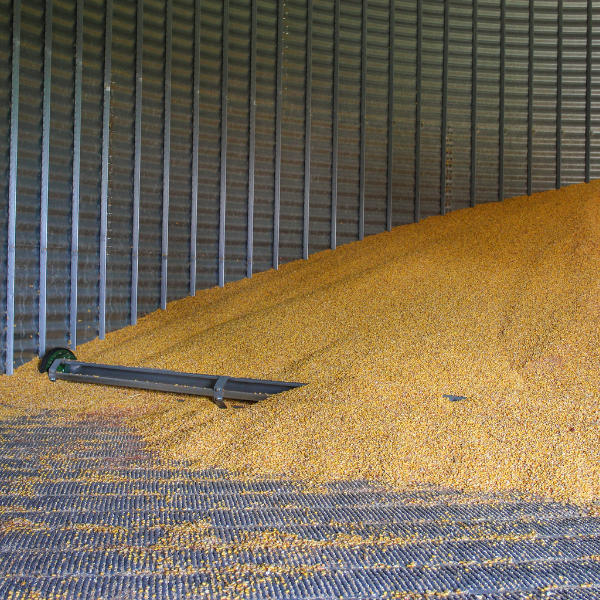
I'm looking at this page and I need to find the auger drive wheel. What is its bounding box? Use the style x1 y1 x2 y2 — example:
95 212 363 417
38 347 78 374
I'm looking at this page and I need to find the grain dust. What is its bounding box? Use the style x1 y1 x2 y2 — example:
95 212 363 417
2 181 600 507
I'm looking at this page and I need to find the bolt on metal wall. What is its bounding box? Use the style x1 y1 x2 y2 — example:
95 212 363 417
1 0 598 374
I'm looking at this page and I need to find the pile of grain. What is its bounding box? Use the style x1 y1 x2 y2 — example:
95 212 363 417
3 181 600 506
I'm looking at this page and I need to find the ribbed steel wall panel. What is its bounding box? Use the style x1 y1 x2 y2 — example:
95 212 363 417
168 0 194 298
531 1 558 193
225 0 251 282
308 0 333 255
336 0 361 247
392 0 417 227
420 1 445 218
138 0 166 314
446 0 474 212
0 0 10 371
77 0 104 346
106 0 136 331
503 0 529 198
252 0 276 271
1 0 598 374
562 1 588 185
364 0 389 235
279 0 306 265
476 0 501 203
592 2 600 181
196 0 221 288
12 0 44 367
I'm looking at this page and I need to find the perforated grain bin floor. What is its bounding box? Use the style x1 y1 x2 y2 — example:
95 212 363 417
1 410 600 599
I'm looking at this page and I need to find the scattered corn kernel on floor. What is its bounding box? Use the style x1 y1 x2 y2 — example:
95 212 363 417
3 181 600 509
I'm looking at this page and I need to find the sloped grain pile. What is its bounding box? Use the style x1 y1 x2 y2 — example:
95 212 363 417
3 181 600 506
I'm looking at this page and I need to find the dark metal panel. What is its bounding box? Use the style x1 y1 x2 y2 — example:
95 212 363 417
272 0 282 267
225 0 250 284
420 0 445 220
303 0 312 260
308 0 333 256
590 1 600 181
470 0 477 207
414 0 422 223
13 0 43 370
585 0 591 183
386 0 395 230
131 0 143 322
167 0 193 301
446 0 473 213
71 0 83 347
392 0 416 227
160 0 172 306
76 0 105 347
107 0 136 333
218 0 228 286
441 0 449 214
532 0 559 195
7 0 21 374
475 0 501 205
46 0 77 353
527 0 533 196
38 0 51 357
99 0 112 339
358 0 366 238
196 0 221 288
137 0 165 313
336 0 361 248
558 0 587 186
0 0 11 372
279 0 307 265
190 0 199 293
249 0 275 273
331 0 339 250
503 0 528 199
247 0 257 276
499 0 506 199
365 0 388 236
557 0 562 188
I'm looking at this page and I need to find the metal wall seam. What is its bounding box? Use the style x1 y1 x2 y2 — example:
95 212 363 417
386 0 394 231
440 0 449 216
160 0 172 307
190 0 200 294
273 0 283 269
331 0 339 250
527 0 533 196
70 0 83 349
218 0 228 287
358 0 367 240
414 0 421 223
585 0 592 183
302 0 312 261
99 0 113 339
131 0 142 322
499 0 505 201
247 0 256 278
6 0 20 375
556 0 562 189
470 0 477 208
39 0 52 356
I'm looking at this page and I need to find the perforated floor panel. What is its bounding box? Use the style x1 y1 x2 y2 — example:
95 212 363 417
0 411 599 599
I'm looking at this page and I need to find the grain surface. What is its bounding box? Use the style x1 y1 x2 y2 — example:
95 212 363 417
2 181 600 507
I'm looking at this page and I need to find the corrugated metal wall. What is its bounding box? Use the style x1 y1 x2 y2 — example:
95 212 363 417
1 0 598 374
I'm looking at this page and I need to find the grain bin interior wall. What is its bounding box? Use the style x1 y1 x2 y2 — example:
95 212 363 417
1 0 599 375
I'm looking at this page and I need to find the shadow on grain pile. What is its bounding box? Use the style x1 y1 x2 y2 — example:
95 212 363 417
2 181 600 507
